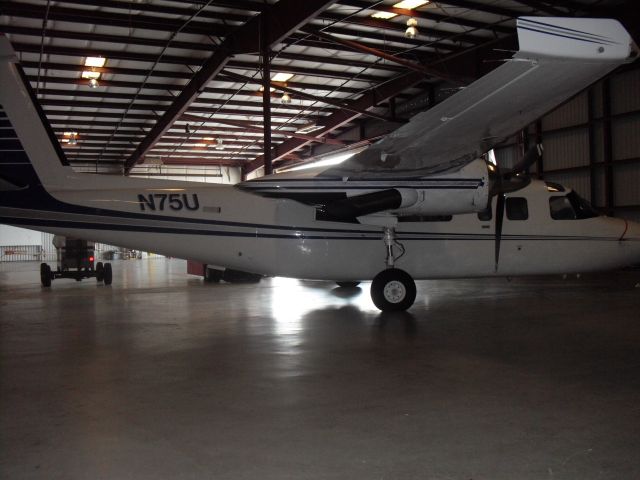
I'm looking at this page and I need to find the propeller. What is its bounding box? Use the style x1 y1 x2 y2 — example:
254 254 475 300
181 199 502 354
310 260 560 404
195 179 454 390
489 143 543 272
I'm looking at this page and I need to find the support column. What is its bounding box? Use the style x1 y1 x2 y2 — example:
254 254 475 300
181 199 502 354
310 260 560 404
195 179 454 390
534 120 543 179
587 88 597 204
261 14 273 176
602 78 614 215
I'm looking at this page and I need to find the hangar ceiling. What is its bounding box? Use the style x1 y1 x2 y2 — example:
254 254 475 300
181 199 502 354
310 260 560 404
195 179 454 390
0 0 630 178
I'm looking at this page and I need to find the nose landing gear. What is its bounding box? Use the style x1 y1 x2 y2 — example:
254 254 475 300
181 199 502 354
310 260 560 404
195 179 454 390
370 227 416 311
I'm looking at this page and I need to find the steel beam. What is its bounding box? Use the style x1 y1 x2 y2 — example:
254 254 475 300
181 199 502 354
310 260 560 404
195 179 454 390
301 26 464 85
123 0 338 172
602 78 614 215
336 0 513 34
179 115 345 145
26 73 363 95
244 71 424 174
222 70 399 123
261 14 273 176
13 43 387 82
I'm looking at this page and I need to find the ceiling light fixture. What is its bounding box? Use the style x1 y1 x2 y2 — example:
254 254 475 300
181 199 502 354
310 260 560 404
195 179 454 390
84 56 106 68
296 122 324 134
185 124 191 134
88 78 99 88
65 132 78 145
215 138 224 150
405 17 418 38
393 0 429 9
272 72 294 82
371 11 397 19
281 92 291 104
81 70 100 79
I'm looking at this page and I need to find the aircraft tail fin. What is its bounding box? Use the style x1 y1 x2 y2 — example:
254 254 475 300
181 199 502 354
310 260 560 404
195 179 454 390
0 35 70 194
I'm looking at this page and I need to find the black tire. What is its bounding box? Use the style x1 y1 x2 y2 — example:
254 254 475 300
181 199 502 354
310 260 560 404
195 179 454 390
96 262 104 282
40 264 52 288
336 281 360 288
370 268 416 312
103 263 113 285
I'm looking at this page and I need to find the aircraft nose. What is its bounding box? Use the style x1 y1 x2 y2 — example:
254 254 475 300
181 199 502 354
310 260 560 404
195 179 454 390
621 219 640 265
621 219 640 241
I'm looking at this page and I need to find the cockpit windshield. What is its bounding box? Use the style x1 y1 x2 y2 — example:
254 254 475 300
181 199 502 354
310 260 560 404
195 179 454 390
549 191 600 220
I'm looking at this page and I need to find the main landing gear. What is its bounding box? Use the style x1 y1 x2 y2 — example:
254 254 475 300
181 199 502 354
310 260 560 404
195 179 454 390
370 226 416 312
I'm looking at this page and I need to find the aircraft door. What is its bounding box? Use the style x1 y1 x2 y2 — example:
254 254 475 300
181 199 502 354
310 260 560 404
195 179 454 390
496 195 532 274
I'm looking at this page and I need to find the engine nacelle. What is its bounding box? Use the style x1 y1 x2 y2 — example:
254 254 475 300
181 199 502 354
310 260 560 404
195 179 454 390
392 158 490 216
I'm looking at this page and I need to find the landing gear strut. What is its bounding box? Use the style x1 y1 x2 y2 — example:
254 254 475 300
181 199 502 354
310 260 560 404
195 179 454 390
370 227 416 312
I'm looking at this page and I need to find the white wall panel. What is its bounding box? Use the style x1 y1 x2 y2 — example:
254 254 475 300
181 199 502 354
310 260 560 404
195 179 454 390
541 91 588 131
0 225 42 245
616 210 640 223
592 123 604 163
591 82 603 118
611 115 640 160
494 144 518 170
613 163 640 206
543 129 590 170
610 68 640 115
591 169 606 208
543 171 592 201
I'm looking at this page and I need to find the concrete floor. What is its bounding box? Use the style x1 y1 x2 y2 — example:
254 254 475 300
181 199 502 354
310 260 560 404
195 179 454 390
1 258 639 480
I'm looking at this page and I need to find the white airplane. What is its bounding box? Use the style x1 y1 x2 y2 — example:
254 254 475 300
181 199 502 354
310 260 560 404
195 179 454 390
1 18 639 311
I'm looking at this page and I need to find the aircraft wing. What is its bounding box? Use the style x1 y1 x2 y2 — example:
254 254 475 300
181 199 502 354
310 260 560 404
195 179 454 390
322 17 638 178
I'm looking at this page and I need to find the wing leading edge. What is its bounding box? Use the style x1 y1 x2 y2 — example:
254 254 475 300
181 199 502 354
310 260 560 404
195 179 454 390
320 17 638 179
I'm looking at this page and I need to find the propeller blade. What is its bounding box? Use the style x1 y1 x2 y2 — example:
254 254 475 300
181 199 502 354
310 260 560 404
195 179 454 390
510 143 543 175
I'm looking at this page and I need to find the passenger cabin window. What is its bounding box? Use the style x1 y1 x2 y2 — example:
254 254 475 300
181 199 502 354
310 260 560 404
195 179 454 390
506 197 528 220
549 192 599 220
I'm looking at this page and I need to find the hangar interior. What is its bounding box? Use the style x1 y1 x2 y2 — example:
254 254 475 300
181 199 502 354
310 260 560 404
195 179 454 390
1 1 640 479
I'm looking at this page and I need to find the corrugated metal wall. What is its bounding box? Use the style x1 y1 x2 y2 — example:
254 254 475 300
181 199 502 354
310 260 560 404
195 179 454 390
508 64 640 222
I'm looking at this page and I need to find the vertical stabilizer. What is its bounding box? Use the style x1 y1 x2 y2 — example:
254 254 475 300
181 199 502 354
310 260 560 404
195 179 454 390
0 35 71 189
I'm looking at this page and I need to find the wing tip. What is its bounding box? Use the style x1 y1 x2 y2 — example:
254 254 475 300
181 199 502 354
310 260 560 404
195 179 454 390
517 17 637 62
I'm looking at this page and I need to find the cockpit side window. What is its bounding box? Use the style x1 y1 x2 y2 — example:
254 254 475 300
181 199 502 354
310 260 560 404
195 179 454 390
568 191 599 219
549 196 576 220
549 192 599 220
506 197 528 220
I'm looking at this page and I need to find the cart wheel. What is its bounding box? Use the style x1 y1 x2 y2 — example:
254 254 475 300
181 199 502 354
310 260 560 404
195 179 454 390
103 263 112 285
96 262 104 282
40 264 52 288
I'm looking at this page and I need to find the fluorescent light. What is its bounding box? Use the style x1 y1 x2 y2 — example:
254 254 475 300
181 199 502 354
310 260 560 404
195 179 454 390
393 0 429 9
63 131 78 137
272 72 293 82
81 70 101 79
283 151 359 172
84 56 106 68
371 11 397 19
296 123 324 134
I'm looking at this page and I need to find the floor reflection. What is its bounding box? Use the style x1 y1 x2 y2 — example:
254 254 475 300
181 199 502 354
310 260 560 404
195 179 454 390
375 311 418 337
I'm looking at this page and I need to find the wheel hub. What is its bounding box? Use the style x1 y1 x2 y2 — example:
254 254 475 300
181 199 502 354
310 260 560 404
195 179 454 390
383 280 406 303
